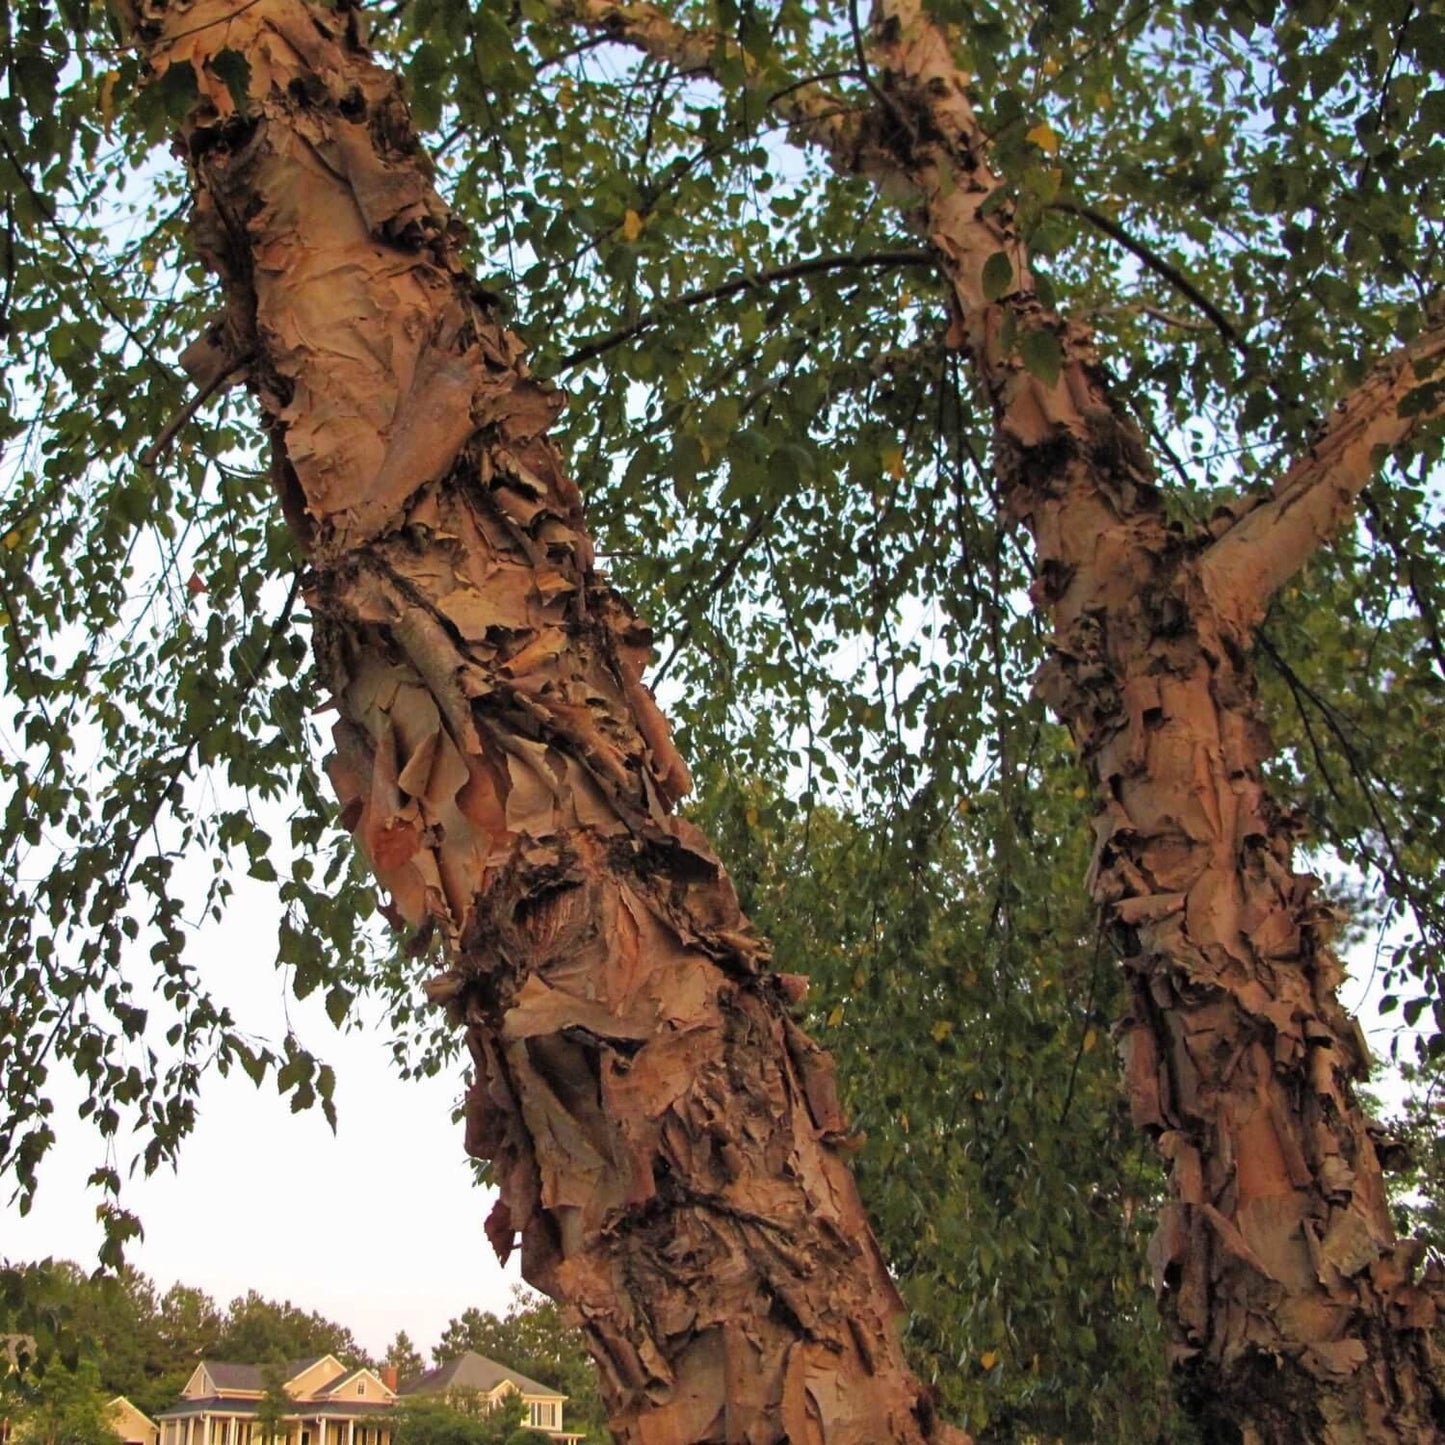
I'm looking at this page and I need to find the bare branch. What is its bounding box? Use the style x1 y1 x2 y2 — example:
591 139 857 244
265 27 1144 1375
1055 201 1249 358
140 352 252 468
1199 322 1445 632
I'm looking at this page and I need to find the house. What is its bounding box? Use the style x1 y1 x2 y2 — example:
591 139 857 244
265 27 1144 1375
108 1397 160 1445
153 1353 580 1445
155 1357 397 1445
404 1351 578 1442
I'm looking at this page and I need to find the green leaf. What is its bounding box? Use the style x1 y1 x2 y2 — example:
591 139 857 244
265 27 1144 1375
158 60 199 121
210 50 252 116
1019 328 1063 387
981 251 1014 301
325 985 353 1027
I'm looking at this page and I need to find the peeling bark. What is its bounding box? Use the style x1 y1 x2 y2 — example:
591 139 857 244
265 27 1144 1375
532 1 1445 1427
857 2 1445 1439
119 1 970 1441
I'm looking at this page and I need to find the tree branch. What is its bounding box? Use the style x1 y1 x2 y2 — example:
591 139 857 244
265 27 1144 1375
540 0 863 152
1198 321 1445 632
140 351 252 468
1054 200 1249 359
0 132 178 381
555 249 934 371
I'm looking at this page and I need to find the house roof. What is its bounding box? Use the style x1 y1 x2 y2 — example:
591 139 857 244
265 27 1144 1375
192 1358 343 1397
203 1363 267 1393
401 1352 565 1402
318 1369 367 1396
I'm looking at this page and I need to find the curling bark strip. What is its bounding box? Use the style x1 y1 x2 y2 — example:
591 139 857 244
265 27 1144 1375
860 0 1445 1438
119 0 971 1441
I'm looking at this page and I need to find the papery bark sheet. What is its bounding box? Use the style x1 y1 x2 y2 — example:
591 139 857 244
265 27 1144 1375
120 1 969 1441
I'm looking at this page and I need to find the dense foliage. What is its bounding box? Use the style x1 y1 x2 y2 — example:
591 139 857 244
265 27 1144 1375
2 0 1444 1436
387 1393 550 1445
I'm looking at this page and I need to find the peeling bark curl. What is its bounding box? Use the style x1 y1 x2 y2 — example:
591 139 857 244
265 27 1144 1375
120 1 970 1440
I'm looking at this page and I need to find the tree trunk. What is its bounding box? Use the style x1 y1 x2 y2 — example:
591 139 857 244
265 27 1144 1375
536 0 1445 1426
119 1 968 1441
861 2 1445 1439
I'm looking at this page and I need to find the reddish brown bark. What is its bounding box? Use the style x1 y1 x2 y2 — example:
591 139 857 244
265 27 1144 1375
121 1 970 1441
859 2 1445 1439
535 12 1445 1425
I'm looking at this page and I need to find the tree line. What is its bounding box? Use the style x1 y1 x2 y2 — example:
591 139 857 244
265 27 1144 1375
0 1265 607 1443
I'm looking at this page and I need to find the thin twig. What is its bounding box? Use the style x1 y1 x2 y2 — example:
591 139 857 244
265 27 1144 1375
556 249 934 370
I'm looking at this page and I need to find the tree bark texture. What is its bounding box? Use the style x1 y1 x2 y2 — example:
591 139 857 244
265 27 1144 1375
525 37 1445 1428
859 2 1445 1439
121 2 970 1442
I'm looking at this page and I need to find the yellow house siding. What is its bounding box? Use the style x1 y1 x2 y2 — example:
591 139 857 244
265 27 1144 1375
286 1358 347 1399
321 1372 391 1404
108 1397 160 1445
181 1367 215 1401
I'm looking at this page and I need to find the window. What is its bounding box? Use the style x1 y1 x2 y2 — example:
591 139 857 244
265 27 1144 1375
527 1403 556 1430
357 1386 365 1398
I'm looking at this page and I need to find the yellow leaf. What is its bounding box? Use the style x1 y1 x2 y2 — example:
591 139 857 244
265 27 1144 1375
744 806 759 827
1083 1028 1098 1053
899 1112 909 1133
1042 56 1060 76
2 530 20 550
826 1004 845 1027
980 1351 999 1371
620 209 644 242
1072 785 1087 799
931 1020 953 1043
99 70 120 132
1026 122 1060 153
882 446 905 480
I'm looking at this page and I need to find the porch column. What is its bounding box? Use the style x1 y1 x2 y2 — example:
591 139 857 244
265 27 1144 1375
346 1420 354 1445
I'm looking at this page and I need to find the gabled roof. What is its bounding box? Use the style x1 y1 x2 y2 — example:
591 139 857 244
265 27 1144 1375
319 1367 393 1400
401 1352 565 1402
204 1363 267 1393
190 1357 343 1398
